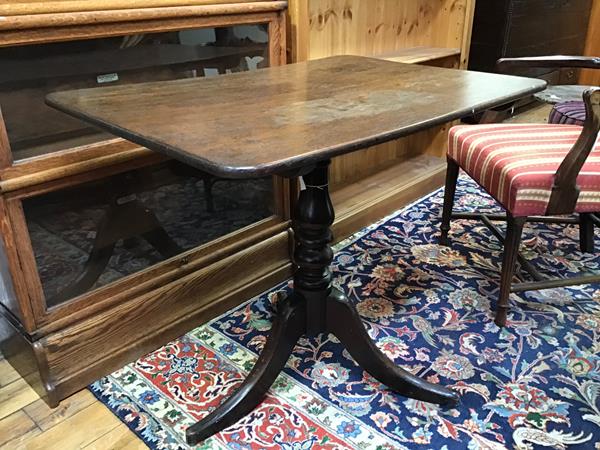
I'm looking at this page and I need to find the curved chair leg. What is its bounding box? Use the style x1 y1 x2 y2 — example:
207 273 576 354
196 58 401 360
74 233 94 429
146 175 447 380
185 295 307 445
495 216 526 327
440 157 460 246
579 213 595 253
326 289 459 406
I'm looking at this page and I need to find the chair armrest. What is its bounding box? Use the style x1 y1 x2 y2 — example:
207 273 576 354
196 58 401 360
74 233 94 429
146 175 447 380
546 88 600 215
497 56 600 73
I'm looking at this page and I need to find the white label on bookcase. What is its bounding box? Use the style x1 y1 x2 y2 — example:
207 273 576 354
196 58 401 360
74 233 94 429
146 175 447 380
97 73 119 84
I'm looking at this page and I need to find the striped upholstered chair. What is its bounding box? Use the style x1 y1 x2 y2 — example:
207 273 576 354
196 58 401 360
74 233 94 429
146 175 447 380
440 88 600 327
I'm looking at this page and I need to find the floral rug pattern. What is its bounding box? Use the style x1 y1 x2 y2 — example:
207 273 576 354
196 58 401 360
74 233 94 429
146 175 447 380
90 177 600 449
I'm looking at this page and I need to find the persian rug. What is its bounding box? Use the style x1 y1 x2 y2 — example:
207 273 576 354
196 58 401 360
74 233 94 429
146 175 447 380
90 177 600 450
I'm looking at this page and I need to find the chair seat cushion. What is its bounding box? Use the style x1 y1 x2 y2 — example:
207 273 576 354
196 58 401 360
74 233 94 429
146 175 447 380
548 101 586 126
448 124 600 217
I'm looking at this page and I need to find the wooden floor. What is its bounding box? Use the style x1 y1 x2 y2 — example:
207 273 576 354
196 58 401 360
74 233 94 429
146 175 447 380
0 102 554 450
0 350 147 449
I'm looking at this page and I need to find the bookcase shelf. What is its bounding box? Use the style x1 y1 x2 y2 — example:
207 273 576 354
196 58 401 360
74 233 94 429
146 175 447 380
374 46 461 66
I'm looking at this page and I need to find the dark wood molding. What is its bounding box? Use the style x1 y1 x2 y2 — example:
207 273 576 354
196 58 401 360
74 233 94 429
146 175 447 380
0 1 286 16
0 11 280 47
497 55 600 73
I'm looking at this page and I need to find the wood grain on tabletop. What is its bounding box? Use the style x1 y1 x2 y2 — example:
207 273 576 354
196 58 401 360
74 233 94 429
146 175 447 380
47 55 546 178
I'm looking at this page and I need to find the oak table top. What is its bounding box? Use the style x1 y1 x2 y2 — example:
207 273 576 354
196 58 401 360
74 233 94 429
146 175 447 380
47 55 546 178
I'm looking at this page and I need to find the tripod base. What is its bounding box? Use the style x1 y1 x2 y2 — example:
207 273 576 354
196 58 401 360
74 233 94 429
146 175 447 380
186 160 458 444
185 289 459 445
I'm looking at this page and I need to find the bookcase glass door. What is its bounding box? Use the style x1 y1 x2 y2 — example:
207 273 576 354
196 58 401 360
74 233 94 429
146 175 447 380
0 23 269 161
9 22 276 308
23 161 274 308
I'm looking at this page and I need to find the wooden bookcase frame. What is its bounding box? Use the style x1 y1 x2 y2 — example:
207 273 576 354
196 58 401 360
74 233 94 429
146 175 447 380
0 1 292 406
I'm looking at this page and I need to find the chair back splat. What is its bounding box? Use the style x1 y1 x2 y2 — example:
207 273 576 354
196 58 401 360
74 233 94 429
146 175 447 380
547 88 600 215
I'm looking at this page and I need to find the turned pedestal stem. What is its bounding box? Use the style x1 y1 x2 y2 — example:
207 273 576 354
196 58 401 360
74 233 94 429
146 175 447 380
185 160 458 445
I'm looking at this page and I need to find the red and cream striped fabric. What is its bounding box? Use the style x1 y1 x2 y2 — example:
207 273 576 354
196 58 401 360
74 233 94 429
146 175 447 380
448 123 600 217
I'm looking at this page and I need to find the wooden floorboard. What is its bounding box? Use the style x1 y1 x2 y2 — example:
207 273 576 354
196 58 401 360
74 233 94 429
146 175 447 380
0 410 41 448
23 390 97 432
0 379 40 421
0 374 142 449
0 425 43 450
0 358 23 388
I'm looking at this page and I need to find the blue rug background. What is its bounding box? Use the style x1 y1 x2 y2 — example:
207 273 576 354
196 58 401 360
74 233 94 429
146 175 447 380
92 177 600 449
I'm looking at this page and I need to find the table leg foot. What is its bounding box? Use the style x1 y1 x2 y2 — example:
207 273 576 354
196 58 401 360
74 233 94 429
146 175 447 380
185 295 307 445
326 289 459 406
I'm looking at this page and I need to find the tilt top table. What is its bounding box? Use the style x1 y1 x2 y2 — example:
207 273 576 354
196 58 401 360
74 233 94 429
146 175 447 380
47 56 546 444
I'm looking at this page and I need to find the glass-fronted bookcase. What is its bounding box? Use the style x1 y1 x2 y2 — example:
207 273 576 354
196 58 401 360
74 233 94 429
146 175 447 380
0 1 291 406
